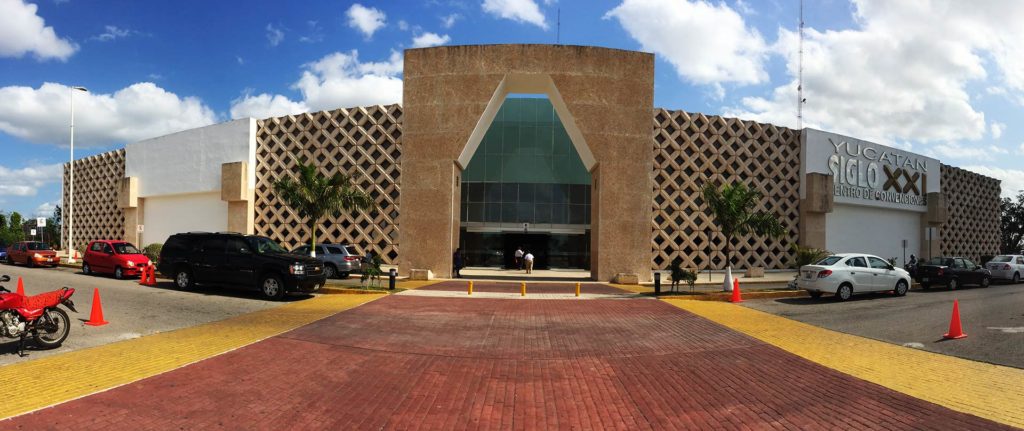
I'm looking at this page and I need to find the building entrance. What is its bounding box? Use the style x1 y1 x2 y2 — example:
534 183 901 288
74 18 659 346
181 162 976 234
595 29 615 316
504 233 549 270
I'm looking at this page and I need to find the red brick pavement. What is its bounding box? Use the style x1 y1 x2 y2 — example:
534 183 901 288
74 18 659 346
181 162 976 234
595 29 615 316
4 293 1014 430
419 280 629 295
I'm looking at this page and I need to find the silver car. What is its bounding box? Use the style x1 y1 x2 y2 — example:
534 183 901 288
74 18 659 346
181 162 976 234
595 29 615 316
291 243 363 279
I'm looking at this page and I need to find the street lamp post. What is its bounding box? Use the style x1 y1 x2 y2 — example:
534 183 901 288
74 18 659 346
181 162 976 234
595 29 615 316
67 85 87 263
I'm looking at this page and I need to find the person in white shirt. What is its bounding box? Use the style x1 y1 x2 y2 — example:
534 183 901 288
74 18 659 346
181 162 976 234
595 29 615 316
514 246 524 270
524 251 535 274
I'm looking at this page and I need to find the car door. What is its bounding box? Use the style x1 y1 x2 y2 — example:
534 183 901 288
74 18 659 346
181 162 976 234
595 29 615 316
963 258 983 285
951 258 971 285
196 237 227 284
1017 256 1024 280
867 257 897 291
224 238 256 286
845 257 874 291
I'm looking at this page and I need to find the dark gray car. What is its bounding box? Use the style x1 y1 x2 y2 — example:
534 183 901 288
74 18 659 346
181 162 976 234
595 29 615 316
291 243 362 278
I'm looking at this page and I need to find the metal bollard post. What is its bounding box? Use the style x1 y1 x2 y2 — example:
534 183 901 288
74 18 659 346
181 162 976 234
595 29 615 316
654 272 661 295
521 282 526 297
468 281 473 295
575 282 580 297
388 268 397 290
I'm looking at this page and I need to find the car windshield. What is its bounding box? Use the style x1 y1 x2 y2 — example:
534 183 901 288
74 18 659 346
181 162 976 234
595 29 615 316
992 256 1012 263
249 236 287 254
926 257 953 266
345 246 359 255
114 243 142 254
815 256 844 266
27 242 51 251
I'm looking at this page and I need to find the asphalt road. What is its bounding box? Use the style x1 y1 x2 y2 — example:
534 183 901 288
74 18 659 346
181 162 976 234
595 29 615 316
744 280 1024 369
0 263 299 366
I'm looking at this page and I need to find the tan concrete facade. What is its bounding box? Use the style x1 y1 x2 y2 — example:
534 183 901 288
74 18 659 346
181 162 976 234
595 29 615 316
399 45 655 281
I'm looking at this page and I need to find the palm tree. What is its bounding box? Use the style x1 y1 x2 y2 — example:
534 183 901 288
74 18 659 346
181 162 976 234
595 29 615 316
273 160 374 257
702 182 785 291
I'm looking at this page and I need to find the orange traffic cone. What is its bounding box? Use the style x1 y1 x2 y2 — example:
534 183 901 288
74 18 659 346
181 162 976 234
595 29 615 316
730 278 743 303
16 277 24 296
84 288 109 326
943 300 966 339
146 264 158 286
138 265 149 286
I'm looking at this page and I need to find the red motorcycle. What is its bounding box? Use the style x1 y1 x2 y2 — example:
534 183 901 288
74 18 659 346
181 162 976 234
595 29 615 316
0 275 77 356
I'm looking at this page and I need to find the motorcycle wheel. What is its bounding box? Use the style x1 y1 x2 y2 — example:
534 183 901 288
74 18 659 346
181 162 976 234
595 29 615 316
34 308 71 349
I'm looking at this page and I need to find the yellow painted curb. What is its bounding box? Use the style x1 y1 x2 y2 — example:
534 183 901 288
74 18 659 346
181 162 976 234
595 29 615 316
663 299 1024 429
0 293 384 421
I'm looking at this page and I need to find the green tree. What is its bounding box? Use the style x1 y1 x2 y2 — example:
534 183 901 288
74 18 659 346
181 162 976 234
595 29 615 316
8 212 24 243
1001 191 1024 253
702 182 785 287
273 160 374 257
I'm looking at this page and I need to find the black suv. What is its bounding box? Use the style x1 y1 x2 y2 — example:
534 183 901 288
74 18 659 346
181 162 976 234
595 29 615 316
158 232 326 300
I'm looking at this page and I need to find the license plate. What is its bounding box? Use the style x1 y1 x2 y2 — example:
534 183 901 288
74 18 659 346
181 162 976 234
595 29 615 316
47 258 53 262
922 277 929 282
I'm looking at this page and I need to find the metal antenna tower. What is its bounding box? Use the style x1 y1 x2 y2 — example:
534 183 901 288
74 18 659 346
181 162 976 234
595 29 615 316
797 0 805 130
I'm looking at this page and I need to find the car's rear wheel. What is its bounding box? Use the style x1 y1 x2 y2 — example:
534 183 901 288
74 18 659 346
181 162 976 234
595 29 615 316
114 267 123 280
175 268 195 290
260 274 286 301
323 264 337 279
981 276 990 288
1014 272 1020 284
808 291 823 299
82 262 92 275
835 284 853 301
894 280 909 296
948 278 959 290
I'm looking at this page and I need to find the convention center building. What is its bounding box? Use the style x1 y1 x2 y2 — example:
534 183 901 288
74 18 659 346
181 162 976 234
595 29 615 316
62 45 1001 282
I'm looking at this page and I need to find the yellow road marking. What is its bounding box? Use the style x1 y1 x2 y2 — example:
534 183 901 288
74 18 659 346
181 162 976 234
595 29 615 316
664 299 1024 429
0 294 383 420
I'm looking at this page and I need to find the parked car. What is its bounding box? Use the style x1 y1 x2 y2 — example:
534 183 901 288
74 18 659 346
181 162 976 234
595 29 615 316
797 253 912 301
157 232 326 300
6 241 58 268
984 255 1024 284
0 245 6 263
915 257 991 290
291 243 362 278
82 240 151 279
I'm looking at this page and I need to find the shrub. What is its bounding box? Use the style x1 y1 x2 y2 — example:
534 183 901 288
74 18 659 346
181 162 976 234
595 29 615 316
791 244 831 269
678 268 697 291
143 243 163 261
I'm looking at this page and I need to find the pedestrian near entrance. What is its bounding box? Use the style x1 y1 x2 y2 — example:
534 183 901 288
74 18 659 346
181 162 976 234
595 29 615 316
669 257 684 292
453 248 464 278
524 251 534 274
514 246 524 270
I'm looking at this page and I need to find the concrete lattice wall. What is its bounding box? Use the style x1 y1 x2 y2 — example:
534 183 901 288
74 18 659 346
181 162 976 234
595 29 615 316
254 105 403 262
652 109 802 271
939 165 1001 261
61 149 125 252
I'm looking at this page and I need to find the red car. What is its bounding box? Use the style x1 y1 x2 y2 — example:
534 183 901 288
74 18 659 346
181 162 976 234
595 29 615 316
6 241 59 268
82 240 150 279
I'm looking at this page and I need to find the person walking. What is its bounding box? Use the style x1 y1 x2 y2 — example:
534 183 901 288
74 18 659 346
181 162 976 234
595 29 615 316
514 246 524 270
669 257 685 292
453 247 464 278
524 250 534 274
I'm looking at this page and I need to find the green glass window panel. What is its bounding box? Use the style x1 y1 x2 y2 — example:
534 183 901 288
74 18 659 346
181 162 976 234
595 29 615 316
484 156 503 182
501 125 518 155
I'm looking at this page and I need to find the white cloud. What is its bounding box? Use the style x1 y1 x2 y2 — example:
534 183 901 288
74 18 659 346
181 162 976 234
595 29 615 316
0 163 61 197
0 82 218 147
605 0 767 85
230 92 308 119
960 166 1024 198
236 56 245 65
265 23 284 46
0 0 78 60
441 13 460 29
91 25 131 42
347 4 386 38
1019 142 1024 155
34 201 56 218
412 32 451 48
991 121 1006 139
483 0 548 30
734 0 755 15
397 20 409 31
230 50 403 118
728 0 1024 148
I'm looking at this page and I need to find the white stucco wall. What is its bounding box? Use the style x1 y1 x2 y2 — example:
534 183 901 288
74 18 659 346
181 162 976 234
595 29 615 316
826 203 921 268
125 118 256 197
139 192 228 246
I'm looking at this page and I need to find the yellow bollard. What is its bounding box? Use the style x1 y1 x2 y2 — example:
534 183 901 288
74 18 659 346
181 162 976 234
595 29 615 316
575 282 580 297
521 282 526 296
468 281 473 295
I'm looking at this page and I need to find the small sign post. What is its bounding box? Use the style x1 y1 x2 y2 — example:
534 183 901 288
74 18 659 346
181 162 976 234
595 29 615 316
36 217 46 227
30 228 37 237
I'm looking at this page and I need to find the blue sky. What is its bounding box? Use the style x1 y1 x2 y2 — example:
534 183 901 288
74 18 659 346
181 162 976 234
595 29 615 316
1 0 1022 218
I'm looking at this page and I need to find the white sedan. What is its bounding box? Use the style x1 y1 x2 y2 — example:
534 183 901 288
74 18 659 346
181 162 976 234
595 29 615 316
797 253 912 301
986 255 1024 283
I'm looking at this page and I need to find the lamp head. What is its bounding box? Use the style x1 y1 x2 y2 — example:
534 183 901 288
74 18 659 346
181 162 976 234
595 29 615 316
72 86 88 92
